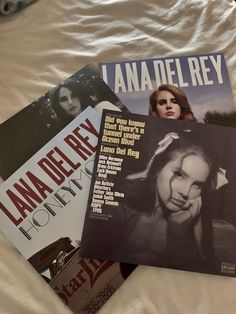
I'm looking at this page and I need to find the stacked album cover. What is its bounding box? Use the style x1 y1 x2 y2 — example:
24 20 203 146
0 52 236 313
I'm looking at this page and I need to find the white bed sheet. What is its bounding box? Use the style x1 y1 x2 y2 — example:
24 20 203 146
0 0 235 313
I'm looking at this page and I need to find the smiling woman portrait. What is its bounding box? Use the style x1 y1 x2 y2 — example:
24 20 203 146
149 84 197 122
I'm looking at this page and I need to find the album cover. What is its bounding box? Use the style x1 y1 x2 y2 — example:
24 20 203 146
80 110 236 277
99 51 236 125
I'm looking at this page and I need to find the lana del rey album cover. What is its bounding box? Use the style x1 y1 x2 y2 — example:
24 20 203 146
80 109 236 277
99 51 236 126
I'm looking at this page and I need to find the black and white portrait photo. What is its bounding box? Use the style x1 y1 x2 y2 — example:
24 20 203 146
81 111 236 276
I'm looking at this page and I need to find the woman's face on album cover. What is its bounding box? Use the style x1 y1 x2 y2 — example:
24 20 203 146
156 152 210 212
59 86 82 117
156 90 181 119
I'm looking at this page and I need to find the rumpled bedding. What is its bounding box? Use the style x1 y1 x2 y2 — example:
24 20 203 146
0 0 235 313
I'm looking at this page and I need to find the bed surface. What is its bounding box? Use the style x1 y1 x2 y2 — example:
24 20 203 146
0 0 235 313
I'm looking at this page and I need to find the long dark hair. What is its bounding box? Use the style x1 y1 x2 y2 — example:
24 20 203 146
49 80 90 125
149 85 197 121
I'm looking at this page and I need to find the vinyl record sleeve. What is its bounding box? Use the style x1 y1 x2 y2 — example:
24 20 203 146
81 109 236 277
99 51 235 124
